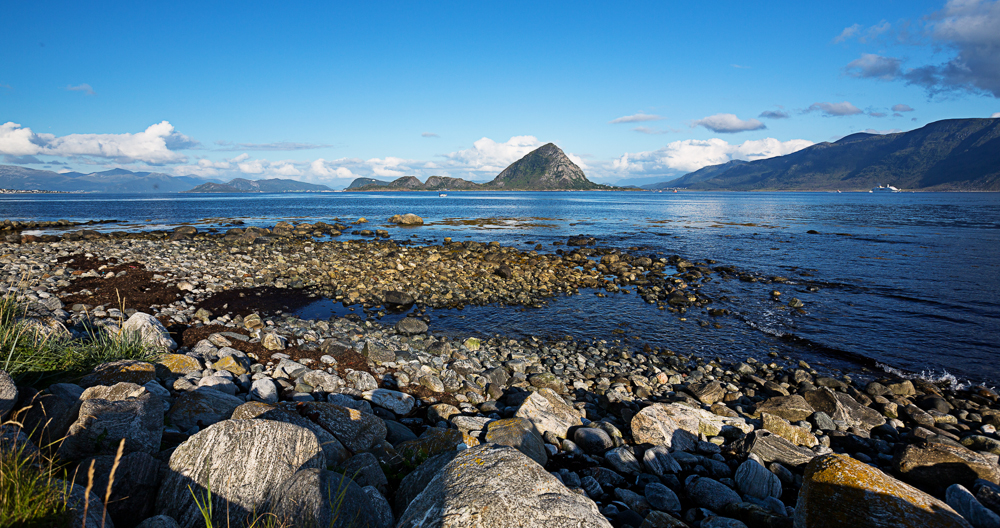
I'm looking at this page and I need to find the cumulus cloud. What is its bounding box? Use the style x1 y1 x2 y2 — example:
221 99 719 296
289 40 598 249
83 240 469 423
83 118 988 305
610 113 663 124
692 114 766 133
893 104 915 112
66 83 95 95
610 137 813 176
833 23 863 43
759 109 790 119
805 102 863 116
421 132 440 138
444 136 545 172
0 121 196 163
845 53 904 80
992 112 1000 117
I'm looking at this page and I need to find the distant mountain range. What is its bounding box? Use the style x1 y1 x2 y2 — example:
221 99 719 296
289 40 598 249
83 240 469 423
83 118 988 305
0 166 222 193
183 178 331 193
347 143 613 191
660 118 1000 191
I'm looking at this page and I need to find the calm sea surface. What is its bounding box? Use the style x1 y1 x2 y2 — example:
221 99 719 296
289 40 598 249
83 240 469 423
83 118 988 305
4 191 999 386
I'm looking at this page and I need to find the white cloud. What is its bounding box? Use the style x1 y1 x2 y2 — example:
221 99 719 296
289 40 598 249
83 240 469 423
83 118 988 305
833 23 862 43
992 112 1000 117
892 104 915 112
759 109 790 119
692 113 766 133
805 102 863 116
610 113 663 124
445 135 544 173
845 53 903 80
610 137 813 176
66 83 95 95
0 121 195 163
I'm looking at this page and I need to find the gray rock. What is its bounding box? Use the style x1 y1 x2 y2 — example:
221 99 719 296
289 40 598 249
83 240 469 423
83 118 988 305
756 395 816 422
701 516 748 528
363 485 394 528
274 358 309 379
948 484 1000 528
268 468 378 528
803 388 885 433
1 424 39 460
250 378 279 403
514 388 582 439
361 341 396 365
685 475 742 513
631 403 751 452
575 427 615 454
232 401 350 465
122 312 177 351
581 475 603 499
302 401 387 454
642 445 683 476
395 317 428 335
57 393 163 461
615 487 651 514
605 446 642 476
385 420 418 445
135 515 181 528
344 452 389 495
397 444 612 527
196 375 238 395
394 451 459 516
302 370 344 393
72 452 160 528
735 459 782 499
346 370 379 391
734 430 816 467
363 388 415 415
687 380 725 405
0 369 16 420
166 387 243 431
485 417 548 466
645 482 681 512
156 419 325 528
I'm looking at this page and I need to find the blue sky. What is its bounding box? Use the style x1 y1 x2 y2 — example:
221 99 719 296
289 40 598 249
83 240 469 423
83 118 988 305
2 0 998 187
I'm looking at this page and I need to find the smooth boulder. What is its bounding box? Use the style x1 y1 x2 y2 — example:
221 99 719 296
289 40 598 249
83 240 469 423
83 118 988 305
514 388 583 439
397 444 612 527
632 403 751 452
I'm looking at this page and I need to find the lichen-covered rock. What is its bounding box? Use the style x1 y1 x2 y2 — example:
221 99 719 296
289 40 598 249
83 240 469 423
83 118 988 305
755 394 816 422
80 360 157 388
631 403 752 452
687 380 725 405
484 417 548 466
388 213 423 225
301 401 387 454
268 468 379 528
794 454 972 528
155 354 202 376
156 419 325 528
121 312 177 351
57 393 163 461
761 412 818 447
514 388 582 439
397 444 611 527
895 443 1000 494
166 387 243 431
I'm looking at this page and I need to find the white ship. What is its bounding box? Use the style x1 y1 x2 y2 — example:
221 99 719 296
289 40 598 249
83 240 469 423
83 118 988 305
870 184 901 193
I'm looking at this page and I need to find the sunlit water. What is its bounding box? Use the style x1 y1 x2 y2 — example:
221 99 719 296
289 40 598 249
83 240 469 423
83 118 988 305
5 191 999 385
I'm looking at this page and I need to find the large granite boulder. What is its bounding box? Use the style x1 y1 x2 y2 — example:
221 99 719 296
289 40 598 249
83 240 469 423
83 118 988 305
484 417 548 466
734 430 817 467
397 444 611 527
514 388 582 439
156 419 325 528
232 401 350 465
755 395 815 422
631 403 752 452
80 360 157 388
57 392 163 461
16 383 84 447
803 388 885 433
794 454 971 528
268 468 379 528
393 451 459 516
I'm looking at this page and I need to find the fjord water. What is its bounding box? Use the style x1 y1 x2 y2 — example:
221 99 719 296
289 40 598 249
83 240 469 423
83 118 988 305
5 191 999 385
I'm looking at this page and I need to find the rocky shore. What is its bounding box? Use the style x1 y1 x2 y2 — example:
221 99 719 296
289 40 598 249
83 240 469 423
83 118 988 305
3 220 1000 528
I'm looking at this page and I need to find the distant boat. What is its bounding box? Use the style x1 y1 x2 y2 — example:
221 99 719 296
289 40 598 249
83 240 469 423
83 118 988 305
870 184 901 193
672 189 678 193
438 193 447 197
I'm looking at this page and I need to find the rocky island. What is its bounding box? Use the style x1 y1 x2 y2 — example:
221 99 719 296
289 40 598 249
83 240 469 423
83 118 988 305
347 143 617 192
2 218 999 528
